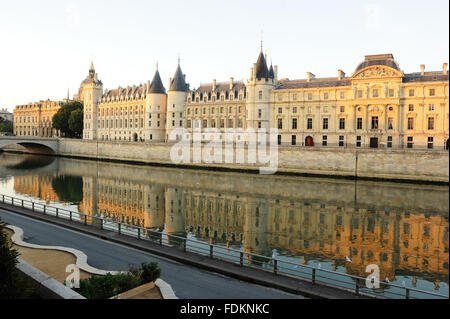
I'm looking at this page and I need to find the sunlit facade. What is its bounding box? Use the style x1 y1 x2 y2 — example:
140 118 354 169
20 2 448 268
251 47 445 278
80 52 449 149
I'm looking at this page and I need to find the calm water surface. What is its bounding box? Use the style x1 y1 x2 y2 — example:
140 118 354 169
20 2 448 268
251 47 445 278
0 152 448 296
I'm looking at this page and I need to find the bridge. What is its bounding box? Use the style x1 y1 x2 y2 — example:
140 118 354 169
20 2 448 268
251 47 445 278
0 136 59 154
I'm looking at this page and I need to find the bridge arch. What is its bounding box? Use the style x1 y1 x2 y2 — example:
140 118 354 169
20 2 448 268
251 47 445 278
0 137 58 155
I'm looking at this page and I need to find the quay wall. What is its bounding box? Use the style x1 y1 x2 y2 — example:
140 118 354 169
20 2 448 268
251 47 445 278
55 139 449 183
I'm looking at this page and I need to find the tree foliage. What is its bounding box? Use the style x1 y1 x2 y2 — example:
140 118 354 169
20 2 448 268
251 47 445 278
52 101 83 138
0 219 34 298
0 119 13 135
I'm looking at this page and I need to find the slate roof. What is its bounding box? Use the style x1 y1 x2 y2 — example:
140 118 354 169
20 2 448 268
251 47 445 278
255 52 270 79
169 65 188 91
148 69 166 94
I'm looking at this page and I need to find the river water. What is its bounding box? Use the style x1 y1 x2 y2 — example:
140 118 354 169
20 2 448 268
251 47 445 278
0 152 448 297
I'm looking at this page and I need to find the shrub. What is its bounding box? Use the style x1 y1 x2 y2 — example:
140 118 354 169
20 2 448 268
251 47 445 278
139 262 161 284
73 262 161 299
0 219 34 299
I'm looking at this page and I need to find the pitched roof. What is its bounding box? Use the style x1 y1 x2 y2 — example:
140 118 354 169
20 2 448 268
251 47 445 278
169 65 188 91
269 64 274 79
403 72 449 83
355 54 401 73
148 69 166 94
255 52 270 79
194 81 246 94
276 77 351 89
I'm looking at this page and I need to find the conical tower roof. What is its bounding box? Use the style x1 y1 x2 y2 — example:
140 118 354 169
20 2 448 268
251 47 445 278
255 52 270 79
269 63 274 79
148 69 166 94
169 64 187 91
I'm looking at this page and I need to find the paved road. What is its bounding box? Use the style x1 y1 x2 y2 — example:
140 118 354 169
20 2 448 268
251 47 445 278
0 209 303 299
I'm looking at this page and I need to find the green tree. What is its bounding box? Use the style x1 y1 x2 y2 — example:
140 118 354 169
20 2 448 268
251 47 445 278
0 219 34 298
0 119 13 135
68 108 84 138
52 101 83 138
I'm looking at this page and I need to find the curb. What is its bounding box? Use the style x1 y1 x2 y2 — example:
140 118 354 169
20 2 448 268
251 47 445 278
7 224 178 299
7 224 121 276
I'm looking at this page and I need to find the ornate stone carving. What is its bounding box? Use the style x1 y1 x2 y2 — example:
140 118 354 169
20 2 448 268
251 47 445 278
353 66 401 79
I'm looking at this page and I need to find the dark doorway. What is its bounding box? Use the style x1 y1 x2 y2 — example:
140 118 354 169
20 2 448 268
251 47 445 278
370 137 378 148
305 136 314 147
133 133 138 142
446 139 449 150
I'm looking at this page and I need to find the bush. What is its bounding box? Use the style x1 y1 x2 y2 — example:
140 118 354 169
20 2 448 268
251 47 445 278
140 262 161 284
0 219 34 299
74 262 161 299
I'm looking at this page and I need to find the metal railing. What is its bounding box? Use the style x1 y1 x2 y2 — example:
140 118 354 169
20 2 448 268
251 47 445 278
0 193 448 300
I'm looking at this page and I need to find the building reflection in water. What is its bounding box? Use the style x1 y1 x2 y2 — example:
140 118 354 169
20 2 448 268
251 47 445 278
6 157 449 292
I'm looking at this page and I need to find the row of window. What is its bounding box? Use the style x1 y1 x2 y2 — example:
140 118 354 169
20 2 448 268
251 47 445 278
187 106 243 115
276 88 438 102
277 135 436 149
190 91 245 103
274 116 436 131
186 119 244 129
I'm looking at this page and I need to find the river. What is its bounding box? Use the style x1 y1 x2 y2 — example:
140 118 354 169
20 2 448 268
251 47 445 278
0 152 448 297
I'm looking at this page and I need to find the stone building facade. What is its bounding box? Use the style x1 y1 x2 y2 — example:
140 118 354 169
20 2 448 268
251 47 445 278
79 51 449 149
13 99 69 137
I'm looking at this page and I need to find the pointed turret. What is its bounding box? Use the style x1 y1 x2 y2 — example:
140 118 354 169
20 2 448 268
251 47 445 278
169 63 187 92
148 69 166 94
269 63 274 79
255 51 270 79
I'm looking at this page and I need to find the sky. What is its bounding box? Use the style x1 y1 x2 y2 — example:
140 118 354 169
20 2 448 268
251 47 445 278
0 0 448 111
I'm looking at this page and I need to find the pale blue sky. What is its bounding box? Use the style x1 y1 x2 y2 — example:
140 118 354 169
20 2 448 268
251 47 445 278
0 0 448 111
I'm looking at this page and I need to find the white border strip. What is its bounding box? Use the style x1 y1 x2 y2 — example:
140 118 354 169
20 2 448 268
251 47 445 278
155 278 178 299
6 224 121 276
7 224 178 299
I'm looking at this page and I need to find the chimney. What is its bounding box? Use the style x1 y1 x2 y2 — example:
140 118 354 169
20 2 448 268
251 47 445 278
274 65 278 82
229 77 234 90
443 63 448 75
307 72 315 82
168 78 172 88
420 64 425 75
338 70 345 80
212 79 216 91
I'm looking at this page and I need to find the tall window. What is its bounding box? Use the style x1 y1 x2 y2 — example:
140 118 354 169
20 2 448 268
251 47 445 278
308 93 312 100
278 107 282 114
407 117 414 130
357 90 363 98
322 135 327 146
409 89 415 97
408 104 414 112
428 117 434 130
373 89 379 97
258 91 262 100
323 118 328 130
292 118 298 129
307 118 313 129
291 135 296 145
407 136 413 148
339 136 344 147
278 118 283 129
387 136 393 148
356 136 362 148
357 118 363 130
388 89 394 97
371 116 379 129
429 88 435 96
339 118 345 130
428 137 434 149
429 104 434 111
340 106 345 113
388 118 394 130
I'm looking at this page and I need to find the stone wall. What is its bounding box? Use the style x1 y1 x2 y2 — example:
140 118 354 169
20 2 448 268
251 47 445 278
46 139 450 183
